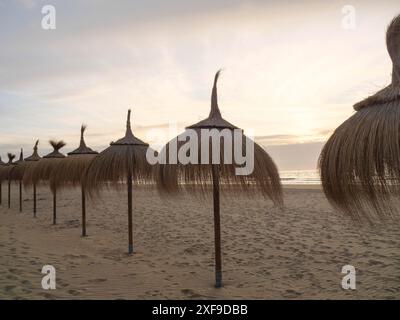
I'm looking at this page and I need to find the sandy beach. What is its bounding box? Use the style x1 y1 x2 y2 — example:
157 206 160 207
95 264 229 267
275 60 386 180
0 183 400 300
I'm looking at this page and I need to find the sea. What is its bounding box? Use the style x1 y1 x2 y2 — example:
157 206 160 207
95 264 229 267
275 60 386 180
280 170 321 185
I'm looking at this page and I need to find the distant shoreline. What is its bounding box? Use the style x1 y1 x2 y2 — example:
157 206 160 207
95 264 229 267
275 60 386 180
280 169 321 185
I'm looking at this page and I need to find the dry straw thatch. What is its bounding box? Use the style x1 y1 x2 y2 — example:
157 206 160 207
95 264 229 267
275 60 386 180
157 70 283 288
0 153 16 209
8 149 24 212
24 140 66 224
9 149 25 181
51 125 98 236
0 153 16 181
319 15 400 222
0 156 6 206
52 126 98 189
158 71 283 202
84 110 154 254
15 141 42 217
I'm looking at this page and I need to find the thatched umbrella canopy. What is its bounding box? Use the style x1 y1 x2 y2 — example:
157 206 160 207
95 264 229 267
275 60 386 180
9 149 24 212
0 153 16 209
14 141 42 217
84 110 154 254
51 125 98 236
0 156 6 206
319 15 400 222
24 140 66 224
157 70 283 288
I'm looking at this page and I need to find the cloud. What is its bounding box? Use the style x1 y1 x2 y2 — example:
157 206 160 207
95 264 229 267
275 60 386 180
1 0 399 170
255 128 333 145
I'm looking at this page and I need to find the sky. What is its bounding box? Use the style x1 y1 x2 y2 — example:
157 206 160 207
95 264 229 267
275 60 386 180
0 0 399 170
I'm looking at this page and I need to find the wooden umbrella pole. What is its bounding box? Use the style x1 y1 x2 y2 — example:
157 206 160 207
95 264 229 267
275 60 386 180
53 188 57 225
0 182 2 205
33 183 37 218
8 178 11 209
127 170 133 254
211 164 222 288
81 186 86 237
19 180 22 213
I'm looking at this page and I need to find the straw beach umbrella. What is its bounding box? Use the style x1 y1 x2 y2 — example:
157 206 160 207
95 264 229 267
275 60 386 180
24 140 66 224
9 149 24 212
84 110 153 254
0 156 6 206
51 125 98 236
0 153 16 209
157 70 283 287
319 15 400 222
17 141 42 217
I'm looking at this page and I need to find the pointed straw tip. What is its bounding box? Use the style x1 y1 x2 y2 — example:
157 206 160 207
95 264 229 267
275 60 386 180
49 140 66 151
126 109 132 131
210 69 223 118
7 153 15 162
386 14 400 84
386 14 400 40
214 69 223 87
80 124 87 142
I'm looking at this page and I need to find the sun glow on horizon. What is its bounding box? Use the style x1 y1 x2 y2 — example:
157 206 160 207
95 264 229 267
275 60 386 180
0 0 398 169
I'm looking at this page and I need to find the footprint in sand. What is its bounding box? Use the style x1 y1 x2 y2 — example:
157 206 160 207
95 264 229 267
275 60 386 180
4 285 16 293
181 289 203 299
57 279 69 288
39 292 55 299
67 289 80 296
20 280 31 286
283 289 302 298
88 278 107 283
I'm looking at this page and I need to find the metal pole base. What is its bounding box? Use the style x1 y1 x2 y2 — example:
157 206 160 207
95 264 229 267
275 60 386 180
128 244 134 255
215 271 222 288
